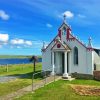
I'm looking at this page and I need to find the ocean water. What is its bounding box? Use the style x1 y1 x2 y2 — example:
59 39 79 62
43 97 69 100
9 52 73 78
0 58 42 65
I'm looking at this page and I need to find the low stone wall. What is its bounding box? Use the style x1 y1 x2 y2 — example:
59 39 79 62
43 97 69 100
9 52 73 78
93 71 100 81
71 72 93 80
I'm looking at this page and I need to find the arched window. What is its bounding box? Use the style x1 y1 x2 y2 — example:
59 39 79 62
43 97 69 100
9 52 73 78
74 47 78 65
62 27 66 35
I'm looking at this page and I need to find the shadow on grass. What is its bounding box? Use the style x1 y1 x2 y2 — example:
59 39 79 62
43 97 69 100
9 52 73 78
8 70 44 80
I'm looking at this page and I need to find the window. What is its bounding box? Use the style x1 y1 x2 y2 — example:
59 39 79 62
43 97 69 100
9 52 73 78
62 27 66 35
74 47 78 65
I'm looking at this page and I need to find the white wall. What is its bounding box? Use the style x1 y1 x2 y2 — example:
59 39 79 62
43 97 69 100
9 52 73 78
42 23 93 75
86 51 94 74
93 51 100 64
42 39 55 71
63 34 93 74
93 51 100 71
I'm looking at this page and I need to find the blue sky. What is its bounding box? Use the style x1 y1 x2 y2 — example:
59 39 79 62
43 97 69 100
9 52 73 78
0 0 100 55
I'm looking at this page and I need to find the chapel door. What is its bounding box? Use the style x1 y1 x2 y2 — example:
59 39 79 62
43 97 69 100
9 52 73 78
62 52 64 73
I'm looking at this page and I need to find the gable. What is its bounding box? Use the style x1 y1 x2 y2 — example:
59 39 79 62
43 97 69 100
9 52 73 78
58 22 70 30
51 39 71 51
43 18 93 52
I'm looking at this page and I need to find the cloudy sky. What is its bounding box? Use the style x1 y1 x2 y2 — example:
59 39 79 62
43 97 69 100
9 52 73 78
0 0 100 55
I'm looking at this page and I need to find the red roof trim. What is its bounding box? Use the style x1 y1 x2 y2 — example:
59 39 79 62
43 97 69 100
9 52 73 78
44 30 94 52
69 34 94 51
87 48 94 51
70 34 87 49
51 40 70 50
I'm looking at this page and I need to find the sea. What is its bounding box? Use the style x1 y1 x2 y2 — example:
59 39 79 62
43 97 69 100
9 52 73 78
0 58 42 65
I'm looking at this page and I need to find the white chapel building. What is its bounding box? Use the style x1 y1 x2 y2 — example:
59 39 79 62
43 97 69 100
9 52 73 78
42 15 100 78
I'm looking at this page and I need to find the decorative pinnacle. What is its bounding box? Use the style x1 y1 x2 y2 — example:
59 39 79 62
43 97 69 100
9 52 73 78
88 37 92 48
63 14 66 23
42 42 45 49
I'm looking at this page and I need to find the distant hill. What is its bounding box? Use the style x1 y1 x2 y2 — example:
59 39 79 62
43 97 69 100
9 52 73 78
0 55 42 59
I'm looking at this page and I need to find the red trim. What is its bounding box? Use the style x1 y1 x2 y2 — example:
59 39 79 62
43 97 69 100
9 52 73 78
69 34 94 51
57 43 61 48
87 48 94 51
67 38 75 41
70 34 87 49
58 30 61 40
66 28 71 39
51 40 70 50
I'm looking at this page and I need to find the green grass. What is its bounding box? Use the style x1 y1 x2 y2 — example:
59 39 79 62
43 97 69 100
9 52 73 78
0 55 42 59
0 63 41 76
15 80 100 100
0 63 42 96
0 55 30 59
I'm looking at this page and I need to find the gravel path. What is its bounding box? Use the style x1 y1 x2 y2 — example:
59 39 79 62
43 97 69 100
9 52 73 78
0 74 28 83
0 75 61 100
0 76 19 83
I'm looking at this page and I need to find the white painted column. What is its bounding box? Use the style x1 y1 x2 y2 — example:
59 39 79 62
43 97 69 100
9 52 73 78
63 51 68 77
51 52 55 75
69 52 71 74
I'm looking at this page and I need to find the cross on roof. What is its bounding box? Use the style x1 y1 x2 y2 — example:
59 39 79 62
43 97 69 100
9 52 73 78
63 14 66 23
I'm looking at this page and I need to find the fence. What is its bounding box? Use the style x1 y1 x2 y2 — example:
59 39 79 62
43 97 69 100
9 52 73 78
0 63 31 73
32 70 57 91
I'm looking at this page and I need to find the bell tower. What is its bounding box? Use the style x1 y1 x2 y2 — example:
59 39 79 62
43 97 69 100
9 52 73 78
58 14 71 41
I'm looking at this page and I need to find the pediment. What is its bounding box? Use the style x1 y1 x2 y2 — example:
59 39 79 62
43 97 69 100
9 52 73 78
51 40 71 51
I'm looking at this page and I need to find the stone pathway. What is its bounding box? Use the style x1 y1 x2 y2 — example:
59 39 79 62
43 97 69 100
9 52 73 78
0 76 18 83
0 75 61 100
0 74 28 83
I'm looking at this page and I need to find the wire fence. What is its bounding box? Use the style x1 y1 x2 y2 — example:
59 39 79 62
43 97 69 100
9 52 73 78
32 69 57 91
0 63 32 73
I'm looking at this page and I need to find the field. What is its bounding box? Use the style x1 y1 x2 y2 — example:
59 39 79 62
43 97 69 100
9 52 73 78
0 63 42 96
0 55 42 59
0 63 100 100
15 79 100 100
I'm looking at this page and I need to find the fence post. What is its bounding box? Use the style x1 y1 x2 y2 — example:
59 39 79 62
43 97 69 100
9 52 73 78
54 72 55 82
22 63 24 70
44 71 46 86
32 74 34 91
6 64 8 72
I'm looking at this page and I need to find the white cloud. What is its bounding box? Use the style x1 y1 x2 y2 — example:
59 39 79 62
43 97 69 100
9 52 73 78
25 41 32 46
30 40 49 49
0 10 10 20
11 39 24 45
10 38 33 47
62 11 74 18
46 23 52 28
0 34 9 42
78 14 86 18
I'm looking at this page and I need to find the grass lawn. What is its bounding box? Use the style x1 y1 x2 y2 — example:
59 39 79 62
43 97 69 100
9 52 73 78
0 55 29 59
15 79 100 100
0 63 41 76
0 55 42 59
0 63 42 96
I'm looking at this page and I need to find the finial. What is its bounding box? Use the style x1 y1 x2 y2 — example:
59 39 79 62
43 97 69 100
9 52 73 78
63 14 66 23
88 37 92 48
42 42 45 49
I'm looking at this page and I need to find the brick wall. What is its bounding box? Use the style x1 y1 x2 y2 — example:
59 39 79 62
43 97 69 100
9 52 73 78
93 71 100 81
